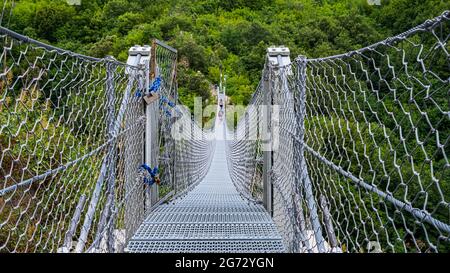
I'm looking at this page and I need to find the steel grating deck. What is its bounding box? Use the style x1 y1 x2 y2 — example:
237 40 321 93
126 117 285 253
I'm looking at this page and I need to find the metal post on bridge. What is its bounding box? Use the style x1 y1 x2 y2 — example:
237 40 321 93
123 45 149 243
262 46 290 217
143 41 160 209
262 57 273 216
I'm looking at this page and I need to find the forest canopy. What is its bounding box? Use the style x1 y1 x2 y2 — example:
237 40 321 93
5 0 449 107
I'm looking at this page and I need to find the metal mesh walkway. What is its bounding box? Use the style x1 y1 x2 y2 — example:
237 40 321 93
126 116 285 253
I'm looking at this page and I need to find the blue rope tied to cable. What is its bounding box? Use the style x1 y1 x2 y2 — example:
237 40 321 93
135 76 162 97
160 95 176 108
134 76 179 117
149 77 162 93
139 164 160 186
158 89 178 118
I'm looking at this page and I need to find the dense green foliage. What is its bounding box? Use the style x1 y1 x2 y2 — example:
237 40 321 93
6 0 448 107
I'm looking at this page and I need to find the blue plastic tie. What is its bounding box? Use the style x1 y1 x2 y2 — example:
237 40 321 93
139 164 159 186
149 77 162 93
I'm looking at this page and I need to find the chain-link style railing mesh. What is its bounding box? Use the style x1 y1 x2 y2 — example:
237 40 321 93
0 27 147 252
300 11 450 253
0 22 215 252
226 11 450 253
173 106 215 195
226 83 264 202
151 40 215 198
1 1 448 254
152 41 178 200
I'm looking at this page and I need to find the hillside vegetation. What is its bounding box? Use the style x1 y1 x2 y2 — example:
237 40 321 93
6 0 448 108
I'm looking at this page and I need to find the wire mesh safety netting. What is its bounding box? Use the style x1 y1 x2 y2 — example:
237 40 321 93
0 21 215 253
172 105 216 197
227 11 450 253
0 27 146 252
150 40 215 203
299 11 450 253
226 83 264 202
0 0 449 254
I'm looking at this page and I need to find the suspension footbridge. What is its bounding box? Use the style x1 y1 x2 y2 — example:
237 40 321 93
0 10 449 253
127 116 284 253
